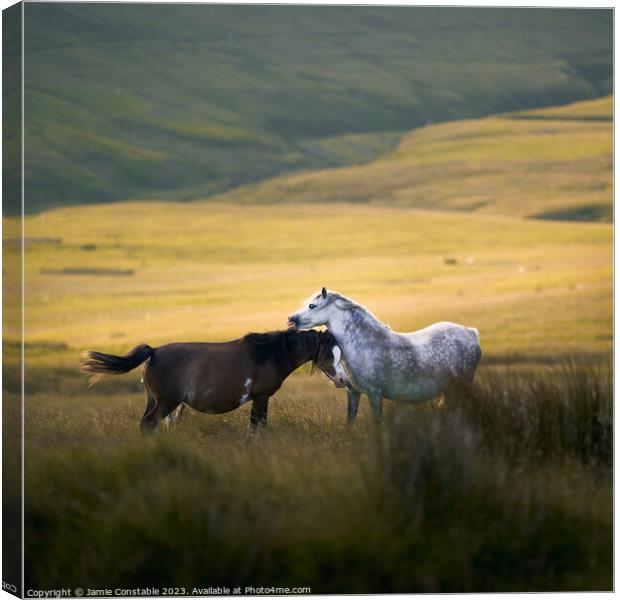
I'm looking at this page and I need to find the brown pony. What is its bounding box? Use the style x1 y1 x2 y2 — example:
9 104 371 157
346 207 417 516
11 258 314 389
81 330 347 432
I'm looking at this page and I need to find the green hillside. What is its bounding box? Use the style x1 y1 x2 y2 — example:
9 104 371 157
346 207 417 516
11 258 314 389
213 96 613 221
13 5 612 213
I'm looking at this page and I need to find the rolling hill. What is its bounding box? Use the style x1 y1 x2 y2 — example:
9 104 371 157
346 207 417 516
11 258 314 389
10 5 612 213
212 96 613 221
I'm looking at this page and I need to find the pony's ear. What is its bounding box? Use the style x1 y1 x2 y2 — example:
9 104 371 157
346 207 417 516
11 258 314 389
321 287 327 298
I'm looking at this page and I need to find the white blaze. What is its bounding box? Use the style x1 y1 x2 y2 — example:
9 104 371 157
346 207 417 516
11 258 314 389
332 346 348 383
239 378 253 406
332 345 342 368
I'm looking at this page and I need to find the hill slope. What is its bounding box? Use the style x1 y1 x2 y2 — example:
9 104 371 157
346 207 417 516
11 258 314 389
13 5 612 213
212 96 613 221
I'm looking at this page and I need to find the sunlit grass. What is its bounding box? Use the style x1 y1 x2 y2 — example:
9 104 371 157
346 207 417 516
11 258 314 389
509 95 612 119
213 97 612 220
2 201 610 366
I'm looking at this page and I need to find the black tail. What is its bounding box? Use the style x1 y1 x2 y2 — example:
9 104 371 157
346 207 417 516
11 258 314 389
81 344 153 386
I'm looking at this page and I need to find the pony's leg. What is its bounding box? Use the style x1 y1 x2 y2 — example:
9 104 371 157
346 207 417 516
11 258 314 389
140 389 180 433
249 397 269 434
445 379 474 405
347 388 361 425
163 403 185 429
368 394 383 422
140 389 160 433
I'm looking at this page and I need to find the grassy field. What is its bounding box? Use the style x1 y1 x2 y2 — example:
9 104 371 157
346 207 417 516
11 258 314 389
10 361 611 593
3 201 611 363
3 95 613 591
15 5 612 213
1 198 612 592
215 96 612 221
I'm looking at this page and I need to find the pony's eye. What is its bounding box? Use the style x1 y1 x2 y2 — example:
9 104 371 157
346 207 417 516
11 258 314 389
309 303 316 309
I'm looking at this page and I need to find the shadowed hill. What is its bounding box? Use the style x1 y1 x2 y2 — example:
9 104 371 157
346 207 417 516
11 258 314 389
212 96 613 221
13 4 612 213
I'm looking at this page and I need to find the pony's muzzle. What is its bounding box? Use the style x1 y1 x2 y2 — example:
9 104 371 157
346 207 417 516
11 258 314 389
287 315 299 329
334 376 347 388
323 369 348 388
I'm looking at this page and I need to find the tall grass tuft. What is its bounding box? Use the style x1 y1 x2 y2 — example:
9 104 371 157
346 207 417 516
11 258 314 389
23 356 611 592
459 357 612 466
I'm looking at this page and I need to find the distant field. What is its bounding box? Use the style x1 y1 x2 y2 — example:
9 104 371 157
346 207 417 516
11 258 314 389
2 200 610 372
214 96 612 221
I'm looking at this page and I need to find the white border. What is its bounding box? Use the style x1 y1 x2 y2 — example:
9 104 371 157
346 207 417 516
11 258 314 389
0 2 615 600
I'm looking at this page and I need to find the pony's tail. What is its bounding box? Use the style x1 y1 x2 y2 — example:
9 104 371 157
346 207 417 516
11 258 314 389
81 344 153 386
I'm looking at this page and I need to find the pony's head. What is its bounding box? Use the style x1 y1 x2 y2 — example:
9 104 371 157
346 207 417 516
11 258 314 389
313 330 348 388
287 287 355 330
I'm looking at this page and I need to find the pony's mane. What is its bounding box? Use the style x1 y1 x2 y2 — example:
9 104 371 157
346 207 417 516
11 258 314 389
243 330 319 374
310 330 337 374
328 292 358 311
328 292 391 331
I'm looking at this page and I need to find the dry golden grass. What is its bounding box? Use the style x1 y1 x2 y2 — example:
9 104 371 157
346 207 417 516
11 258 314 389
1 201 610 370
11 359 611 592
